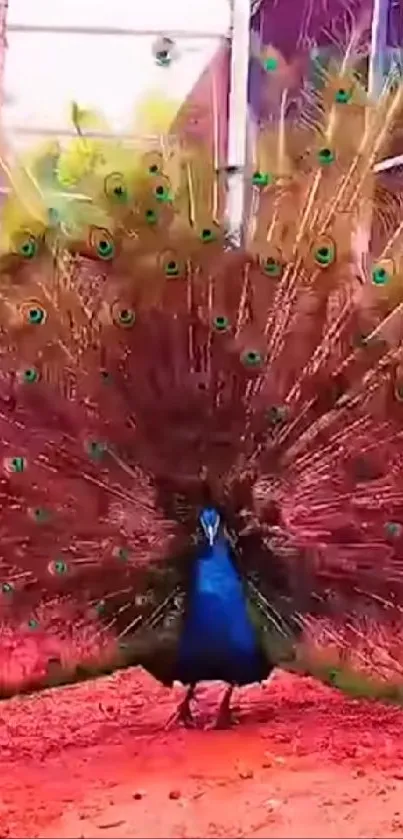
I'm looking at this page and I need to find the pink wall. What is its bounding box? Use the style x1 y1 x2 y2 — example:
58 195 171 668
172 42 229 166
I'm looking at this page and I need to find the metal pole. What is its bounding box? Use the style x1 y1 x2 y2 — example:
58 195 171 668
356 0 390 278
368 0 390 99
7 23 229 40
225 0 251 246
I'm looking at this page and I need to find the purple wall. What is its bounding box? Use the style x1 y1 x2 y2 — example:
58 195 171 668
388 0 403 47
249 0 402 122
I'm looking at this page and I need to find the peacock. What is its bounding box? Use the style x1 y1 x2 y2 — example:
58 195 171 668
1 50 403 727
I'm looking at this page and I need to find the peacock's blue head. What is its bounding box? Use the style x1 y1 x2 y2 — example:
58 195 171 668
199 507 221 547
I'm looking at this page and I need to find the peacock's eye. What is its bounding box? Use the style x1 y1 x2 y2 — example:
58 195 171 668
85 439 107 460
89 227 115 261
385 521 402 539
29 506 50 524
263 257 282 277
4 456 27 473
164 260 180 277
241 349 264 368
372 265 389 285
252 171 272 188
154 184 170 202
96 238 115 260
18 236 38 260
27 617 39 629
48 558 68 576
314 245 335 266
112 185 127 201
266 405 288 426
317 147 335 166
145 208 157 225
104 172 128 203
100 368 112 383
200 227 216 243
113 546 130 561
118 308 136 326
27 306 46 326
264 56 279 72
20 366 40 384
334 87 352 104
212 315 230 332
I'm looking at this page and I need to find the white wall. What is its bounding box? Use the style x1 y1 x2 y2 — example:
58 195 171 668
3 0 230 148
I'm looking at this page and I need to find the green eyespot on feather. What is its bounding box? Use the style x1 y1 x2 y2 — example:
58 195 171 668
19 367 40 384
263 56 279 72
1 582 14 595
117 308 136 327
385 521 402 539
313 245 335 267
85 439 107 461
212 315 230 333
111 185 127 202
262 257 282 277
372 265 389 285
89 228 116 261
27 306 46 326
241 349 264 368
4 456 27 474
252 171 272 188
100 369 112 383
104 172 128 204
28 506 50 524
317 147 335 166
145 208 157 225
96 238 115 260
266 405 288 426
164 260 180 277
17 235 38 260
334 87 352 104
154 184 171 202
27 617 39 629
48 558 68 576
113 546 130 562
200 228 216 244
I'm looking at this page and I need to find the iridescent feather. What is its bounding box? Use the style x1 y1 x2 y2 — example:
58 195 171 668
1 55 403 707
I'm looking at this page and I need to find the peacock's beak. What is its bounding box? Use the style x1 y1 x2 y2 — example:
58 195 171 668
207 526 215 546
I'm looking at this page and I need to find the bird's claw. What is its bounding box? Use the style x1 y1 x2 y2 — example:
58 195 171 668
213 685 235 729
164 685 196 730
165 684 236 730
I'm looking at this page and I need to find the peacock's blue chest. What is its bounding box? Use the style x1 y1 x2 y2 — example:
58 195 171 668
175 537 267 685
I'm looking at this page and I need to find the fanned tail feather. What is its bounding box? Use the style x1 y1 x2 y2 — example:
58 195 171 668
1 50 403 699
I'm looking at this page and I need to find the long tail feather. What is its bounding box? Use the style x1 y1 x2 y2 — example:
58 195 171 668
2 53 403 700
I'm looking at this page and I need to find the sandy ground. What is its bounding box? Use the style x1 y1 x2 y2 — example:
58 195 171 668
1 668 403 838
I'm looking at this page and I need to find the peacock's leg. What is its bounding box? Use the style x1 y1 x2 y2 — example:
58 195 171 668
165 683 196 729
214 684 235 729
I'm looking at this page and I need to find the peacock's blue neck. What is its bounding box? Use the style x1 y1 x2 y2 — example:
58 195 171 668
176 532 267 685
193 535 240 592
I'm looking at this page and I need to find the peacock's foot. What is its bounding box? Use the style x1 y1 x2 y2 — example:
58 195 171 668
165 684 196 730
213 685 235 729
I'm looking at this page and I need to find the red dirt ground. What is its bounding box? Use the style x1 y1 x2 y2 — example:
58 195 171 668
2 668 403 838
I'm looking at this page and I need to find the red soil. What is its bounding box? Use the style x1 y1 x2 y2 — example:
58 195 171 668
1 668 403 838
